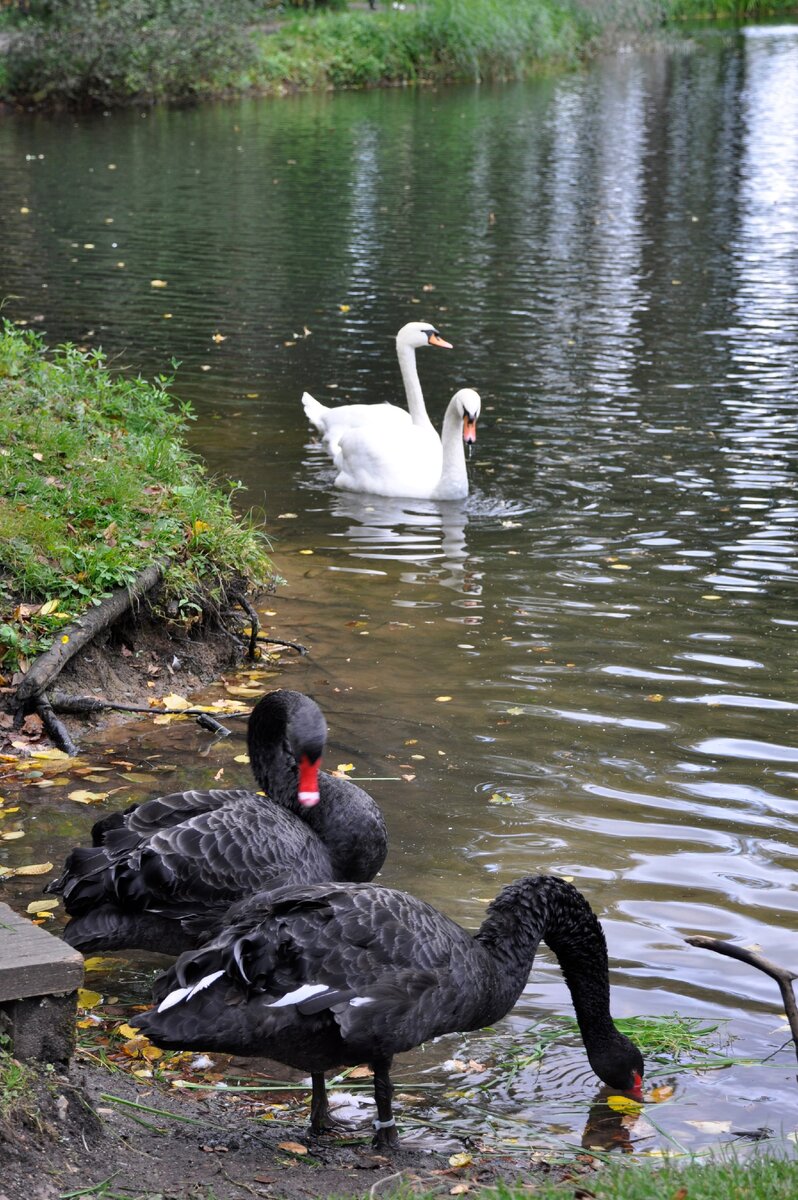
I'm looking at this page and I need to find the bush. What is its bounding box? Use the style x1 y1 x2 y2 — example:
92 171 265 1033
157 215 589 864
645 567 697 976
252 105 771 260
4 0 259 105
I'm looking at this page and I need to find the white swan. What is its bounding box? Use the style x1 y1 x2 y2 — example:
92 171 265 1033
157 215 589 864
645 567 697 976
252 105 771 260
332 388 481 501
301 321 452 456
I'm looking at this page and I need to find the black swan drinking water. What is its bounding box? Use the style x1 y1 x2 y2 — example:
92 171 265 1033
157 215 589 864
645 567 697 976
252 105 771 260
134 875 644 1146
48 691 388 956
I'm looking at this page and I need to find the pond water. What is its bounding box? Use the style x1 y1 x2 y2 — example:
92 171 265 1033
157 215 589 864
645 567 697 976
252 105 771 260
2 21 798 1160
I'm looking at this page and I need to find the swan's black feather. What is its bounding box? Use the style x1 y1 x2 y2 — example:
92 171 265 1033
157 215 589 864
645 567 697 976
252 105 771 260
48 692 387 956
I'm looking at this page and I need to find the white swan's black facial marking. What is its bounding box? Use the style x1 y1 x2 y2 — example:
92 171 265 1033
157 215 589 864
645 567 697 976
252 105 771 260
425 327 453 349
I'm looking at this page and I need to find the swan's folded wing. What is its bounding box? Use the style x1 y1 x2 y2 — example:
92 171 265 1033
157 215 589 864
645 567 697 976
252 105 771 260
92 789 255 845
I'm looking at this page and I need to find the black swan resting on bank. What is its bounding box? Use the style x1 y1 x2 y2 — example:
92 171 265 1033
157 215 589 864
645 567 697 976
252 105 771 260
47 691 388 956
134 875 644 1147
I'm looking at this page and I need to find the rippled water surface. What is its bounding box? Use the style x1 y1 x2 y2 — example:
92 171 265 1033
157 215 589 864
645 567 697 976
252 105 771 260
2 22 798 1158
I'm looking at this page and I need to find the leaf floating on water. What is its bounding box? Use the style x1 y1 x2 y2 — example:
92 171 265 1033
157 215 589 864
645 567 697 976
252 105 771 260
6 861 53 877
26 899 59 914
277 1141 308 1156
30 748 71 761
68 789 110 804
211 333 226 343
448 1152 473 1169
685 1119 732 1134
435 696 452 703
150 279 168 288
158 693 192 711
648 1085 675 1103
233 754 250 764
489 793 513 806
606 1095 644 1115
336 763 354 774
2 830 24 840
506 706 524 716
646 694 664 703
84 956 122 972
338 304 351 313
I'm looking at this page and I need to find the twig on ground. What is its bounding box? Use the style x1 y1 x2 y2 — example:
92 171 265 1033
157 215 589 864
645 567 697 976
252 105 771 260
49 693 251 721
686 935 798 1063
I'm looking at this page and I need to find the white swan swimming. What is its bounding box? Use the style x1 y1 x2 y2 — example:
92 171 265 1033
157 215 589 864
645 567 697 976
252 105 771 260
332 388 481 501
301 321 452 456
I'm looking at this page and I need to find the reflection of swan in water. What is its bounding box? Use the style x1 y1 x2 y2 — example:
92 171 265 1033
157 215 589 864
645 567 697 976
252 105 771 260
326 490 478 596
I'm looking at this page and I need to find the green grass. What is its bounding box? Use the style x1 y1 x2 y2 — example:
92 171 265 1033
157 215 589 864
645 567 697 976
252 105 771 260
0 1041 37 1121
8 0 798 108
0 322 273 671
373 1158 798 1199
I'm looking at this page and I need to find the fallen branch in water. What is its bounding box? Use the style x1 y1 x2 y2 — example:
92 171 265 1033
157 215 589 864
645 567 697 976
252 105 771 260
48 693 250 739
256 633 308 655
686 935 798 1063
34 692 80 756
229 588 259 660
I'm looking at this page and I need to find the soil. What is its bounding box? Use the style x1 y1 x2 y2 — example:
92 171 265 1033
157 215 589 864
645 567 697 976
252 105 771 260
0 604 251 756
0 1056 573 1200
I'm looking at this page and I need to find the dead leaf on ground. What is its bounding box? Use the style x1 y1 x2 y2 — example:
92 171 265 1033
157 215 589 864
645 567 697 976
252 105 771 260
277 1141 308 1156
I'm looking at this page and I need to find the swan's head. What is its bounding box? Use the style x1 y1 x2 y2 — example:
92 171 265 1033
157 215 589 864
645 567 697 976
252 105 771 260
396 321 452 351
454 388 481 444
248 690 327 808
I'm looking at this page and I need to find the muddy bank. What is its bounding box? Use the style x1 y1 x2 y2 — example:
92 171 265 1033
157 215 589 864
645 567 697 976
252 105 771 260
0 602 258 757
0 1054 575 1200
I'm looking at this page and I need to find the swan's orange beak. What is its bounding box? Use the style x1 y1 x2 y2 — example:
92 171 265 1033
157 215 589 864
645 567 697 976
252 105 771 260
298 754 321 807
463 414 478 444
428 334 453 349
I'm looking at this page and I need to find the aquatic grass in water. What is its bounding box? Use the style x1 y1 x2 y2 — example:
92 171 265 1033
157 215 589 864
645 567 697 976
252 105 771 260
466 1013 731 1088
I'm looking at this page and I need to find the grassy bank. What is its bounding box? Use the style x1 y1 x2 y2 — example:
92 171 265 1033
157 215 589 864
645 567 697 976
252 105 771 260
400 1158 798 1199
0 322 272 674
2 0 797 109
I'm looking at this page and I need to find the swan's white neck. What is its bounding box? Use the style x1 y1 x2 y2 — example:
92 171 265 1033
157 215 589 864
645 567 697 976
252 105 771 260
433 401 469 500
396 341 434 430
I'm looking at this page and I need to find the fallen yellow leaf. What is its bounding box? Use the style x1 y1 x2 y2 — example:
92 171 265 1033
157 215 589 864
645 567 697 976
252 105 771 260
606 1095 644 1115
150 279 168 288
448 1152 473 1169
435 695 453 703
7 861 53 876
26 899 59 914
39 598 61 616
233 754 250 764
78 988 103 1009
278 1141 308 1156
68 789 110 804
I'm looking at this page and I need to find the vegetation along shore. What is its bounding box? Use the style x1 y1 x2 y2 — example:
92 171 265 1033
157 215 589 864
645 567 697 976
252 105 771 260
0 0 797 110
0 322 274 751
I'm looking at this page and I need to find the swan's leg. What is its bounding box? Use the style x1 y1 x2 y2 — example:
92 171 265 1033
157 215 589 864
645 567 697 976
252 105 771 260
370 1056 399 1149
309 1072 336 1134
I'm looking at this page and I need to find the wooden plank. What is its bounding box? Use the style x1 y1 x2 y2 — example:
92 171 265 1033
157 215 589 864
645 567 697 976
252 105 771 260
0 901 83 1002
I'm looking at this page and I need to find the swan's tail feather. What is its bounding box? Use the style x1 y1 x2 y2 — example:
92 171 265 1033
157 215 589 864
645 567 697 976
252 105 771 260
301 391 327 432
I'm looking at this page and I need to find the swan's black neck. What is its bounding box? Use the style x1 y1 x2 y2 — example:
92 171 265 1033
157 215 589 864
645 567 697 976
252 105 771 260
246 690 387 881
246 690 326 806
475 876 642 1089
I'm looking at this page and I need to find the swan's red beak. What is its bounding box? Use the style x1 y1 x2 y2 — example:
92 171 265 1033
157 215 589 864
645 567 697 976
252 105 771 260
629 1071 644 1101
463 415 478 444
298 755 321 807
428 333 453 349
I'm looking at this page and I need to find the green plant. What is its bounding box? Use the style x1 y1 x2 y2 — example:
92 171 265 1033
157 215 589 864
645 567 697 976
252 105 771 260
0 322 273 670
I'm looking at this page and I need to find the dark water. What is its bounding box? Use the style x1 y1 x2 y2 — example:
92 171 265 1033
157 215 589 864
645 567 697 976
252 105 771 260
2 22 798 1156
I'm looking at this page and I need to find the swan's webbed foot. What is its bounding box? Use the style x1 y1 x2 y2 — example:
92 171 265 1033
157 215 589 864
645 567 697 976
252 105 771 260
372 1118 400 1151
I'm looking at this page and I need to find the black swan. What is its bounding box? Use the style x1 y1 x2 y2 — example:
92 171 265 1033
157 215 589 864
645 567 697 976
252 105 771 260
134 875 644 1146
48 690 388 956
